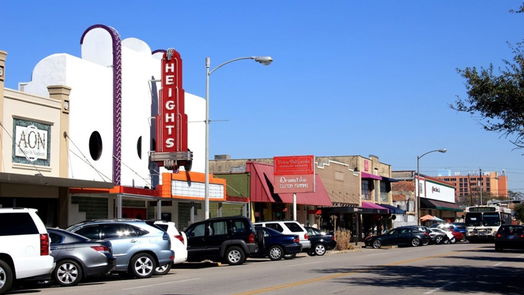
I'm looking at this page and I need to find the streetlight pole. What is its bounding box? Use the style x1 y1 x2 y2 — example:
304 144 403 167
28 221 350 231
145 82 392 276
204 56 273 220
416 148 447 225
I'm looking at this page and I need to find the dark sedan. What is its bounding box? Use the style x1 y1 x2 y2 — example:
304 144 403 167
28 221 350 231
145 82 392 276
305 226 336 256
47 228 115 286
253 227 302 260
364 226 432 248
495 225 524 251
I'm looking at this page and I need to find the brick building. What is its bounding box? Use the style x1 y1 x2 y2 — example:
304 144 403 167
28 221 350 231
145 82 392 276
434 172 508 205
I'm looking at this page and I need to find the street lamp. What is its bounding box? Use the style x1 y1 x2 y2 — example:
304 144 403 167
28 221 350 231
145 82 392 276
204 56 273 219
416 148 447 225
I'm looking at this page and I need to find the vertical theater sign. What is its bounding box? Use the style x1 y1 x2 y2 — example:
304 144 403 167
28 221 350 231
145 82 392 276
150 48 192 171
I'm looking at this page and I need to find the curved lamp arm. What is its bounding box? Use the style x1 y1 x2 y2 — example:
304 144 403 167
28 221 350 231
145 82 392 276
208 56 273 75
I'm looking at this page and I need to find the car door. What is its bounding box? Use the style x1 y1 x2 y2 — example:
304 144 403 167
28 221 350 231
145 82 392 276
186 222 208 260
397 228 413 244
381 229 399 246
206 220 230 258
99 223 138 269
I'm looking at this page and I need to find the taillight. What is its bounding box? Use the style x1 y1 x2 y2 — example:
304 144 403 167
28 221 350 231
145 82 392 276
304 234 309 240
293 237 300 243
248 233 255 243
40 234 49 256
91 245 110 252
175 235 185 244
496 234 502 238
520 234 524 238
424 232 430 236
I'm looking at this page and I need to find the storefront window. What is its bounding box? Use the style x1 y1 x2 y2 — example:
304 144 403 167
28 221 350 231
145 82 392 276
361 180 372 200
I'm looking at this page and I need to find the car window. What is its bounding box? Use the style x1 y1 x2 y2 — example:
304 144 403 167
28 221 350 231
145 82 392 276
0 213 38 236
232 220 247 233
49 232 64 244
209 221 228 236
284 222 304 232
75 225 100 240
307 227 321 235
156 224 168 231
387 229 398 235
188 223 205 237
266 223 284 232
399 228 410 234
101 224 138 239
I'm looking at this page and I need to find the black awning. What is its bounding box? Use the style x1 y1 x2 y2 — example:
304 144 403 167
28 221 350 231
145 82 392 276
420 198 462 212
380 204 406 214
381 176 401 182
0 172 113 188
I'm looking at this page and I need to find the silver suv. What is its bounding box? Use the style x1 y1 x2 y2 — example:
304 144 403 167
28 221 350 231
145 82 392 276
67 219 173 278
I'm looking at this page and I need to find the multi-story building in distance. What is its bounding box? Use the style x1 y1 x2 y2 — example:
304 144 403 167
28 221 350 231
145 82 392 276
434 172 508 204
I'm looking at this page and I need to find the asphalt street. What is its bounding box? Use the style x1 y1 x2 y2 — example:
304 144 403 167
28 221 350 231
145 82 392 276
12 243 524 295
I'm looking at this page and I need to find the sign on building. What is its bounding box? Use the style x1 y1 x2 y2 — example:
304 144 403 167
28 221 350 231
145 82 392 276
151 48 192 171
273 155 315 193
12 118 51 166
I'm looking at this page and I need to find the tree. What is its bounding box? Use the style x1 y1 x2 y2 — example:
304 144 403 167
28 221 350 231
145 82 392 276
452 5 524 149
514 203 524 223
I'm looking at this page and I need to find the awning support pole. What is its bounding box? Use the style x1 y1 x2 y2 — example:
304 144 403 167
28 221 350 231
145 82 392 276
116 194 122 219
156 200 162 220
293 193 297 221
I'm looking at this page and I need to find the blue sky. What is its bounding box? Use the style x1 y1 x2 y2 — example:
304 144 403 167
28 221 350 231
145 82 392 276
2 1 524 193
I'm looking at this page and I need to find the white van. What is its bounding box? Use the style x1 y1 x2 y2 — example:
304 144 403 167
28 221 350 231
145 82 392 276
0 208 55 294
254 221 311 251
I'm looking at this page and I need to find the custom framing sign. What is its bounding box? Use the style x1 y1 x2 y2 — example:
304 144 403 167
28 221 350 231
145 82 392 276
273 155 316 193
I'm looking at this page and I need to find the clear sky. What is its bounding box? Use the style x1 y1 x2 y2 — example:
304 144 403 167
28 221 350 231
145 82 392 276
2 0 524 193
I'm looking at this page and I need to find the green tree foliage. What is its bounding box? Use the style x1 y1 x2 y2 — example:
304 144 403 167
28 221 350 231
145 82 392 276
514 203 524 223
453 45 524 148
453 4 524 149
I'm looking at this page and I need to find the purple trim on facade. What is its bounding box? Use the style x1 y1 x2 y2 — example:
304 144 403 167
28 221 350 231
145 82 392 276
81 24 122 185
152 49 166 55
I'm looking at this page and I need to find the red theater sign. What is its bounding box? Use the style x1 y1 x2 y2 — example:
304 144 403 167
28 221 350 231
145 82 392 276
151 48 192 170
274 155 315 193
157 49 188 153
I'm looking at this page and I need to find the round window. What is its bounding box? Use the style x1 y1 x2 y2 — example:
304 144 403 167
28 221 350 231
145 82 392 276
137 136 142 159
89 131 103 161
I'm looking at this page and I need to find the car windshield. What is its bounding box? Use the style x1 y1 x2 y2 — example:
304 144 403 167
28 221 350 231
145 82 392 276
465 213 482 226
482 213 500 226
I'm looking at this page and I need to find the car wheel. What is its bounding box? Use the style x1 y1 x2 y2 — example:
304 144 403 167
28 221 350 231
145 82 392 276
411 238 421 247
372 239 382 249
54 259 83 286
224 246 245 265
154 263 172 275
435 236 443 244
450 237 456 244
268 245 284 261
129 253 156 278
314 243 327 256
0 259 14 294
422 238 429 246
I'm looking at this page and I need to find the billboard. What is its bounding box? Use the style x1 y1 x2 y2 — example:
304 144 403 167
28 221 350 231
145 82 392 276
273 155 315 193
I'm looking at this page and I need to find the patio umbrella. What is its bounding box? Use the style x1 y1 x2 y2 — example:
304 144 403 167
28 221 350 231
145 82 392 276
420 215 435 222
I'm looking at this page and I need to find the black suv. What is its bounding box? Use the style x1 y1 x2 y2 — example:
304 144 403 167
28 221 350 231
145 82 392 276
495 225 524 252
185 216 257 265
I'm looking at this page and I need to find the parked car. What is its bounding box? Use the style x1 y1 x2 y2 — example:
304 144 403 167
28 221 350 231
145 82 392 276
254 221 311 252
495 225 524 252
67 219 173 278
151 220 188 271
304 226 336 256
252 227 302 260
0 208 55 294
428 228 453 244
364 226 432 248
47 228 115 286
185 216 258 265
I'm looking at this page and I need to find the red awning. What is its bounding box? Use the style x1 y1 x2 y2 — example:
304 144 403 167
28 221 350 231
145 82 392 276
361 201 389 211
361 172 383 180
246 162 332 206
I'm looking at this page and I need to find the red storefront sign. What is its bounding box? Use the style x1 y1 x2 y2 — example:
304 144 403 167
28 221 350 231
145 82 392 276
157 49 188 154
273 155 315 193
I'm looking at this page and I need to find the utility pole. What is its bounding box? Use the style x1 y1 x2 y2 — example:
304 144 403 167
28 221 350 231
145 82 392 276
479 168 483 205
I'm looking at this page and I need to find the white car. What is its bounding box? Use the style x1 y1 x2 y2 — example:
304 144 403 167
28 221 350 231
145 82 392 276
154 221 188 266
0 208 55 294
254 221 311 251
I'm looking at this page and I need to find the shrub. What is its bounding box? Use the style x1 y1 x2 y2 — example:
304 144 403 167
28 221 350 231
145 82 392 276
334 229 354 250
